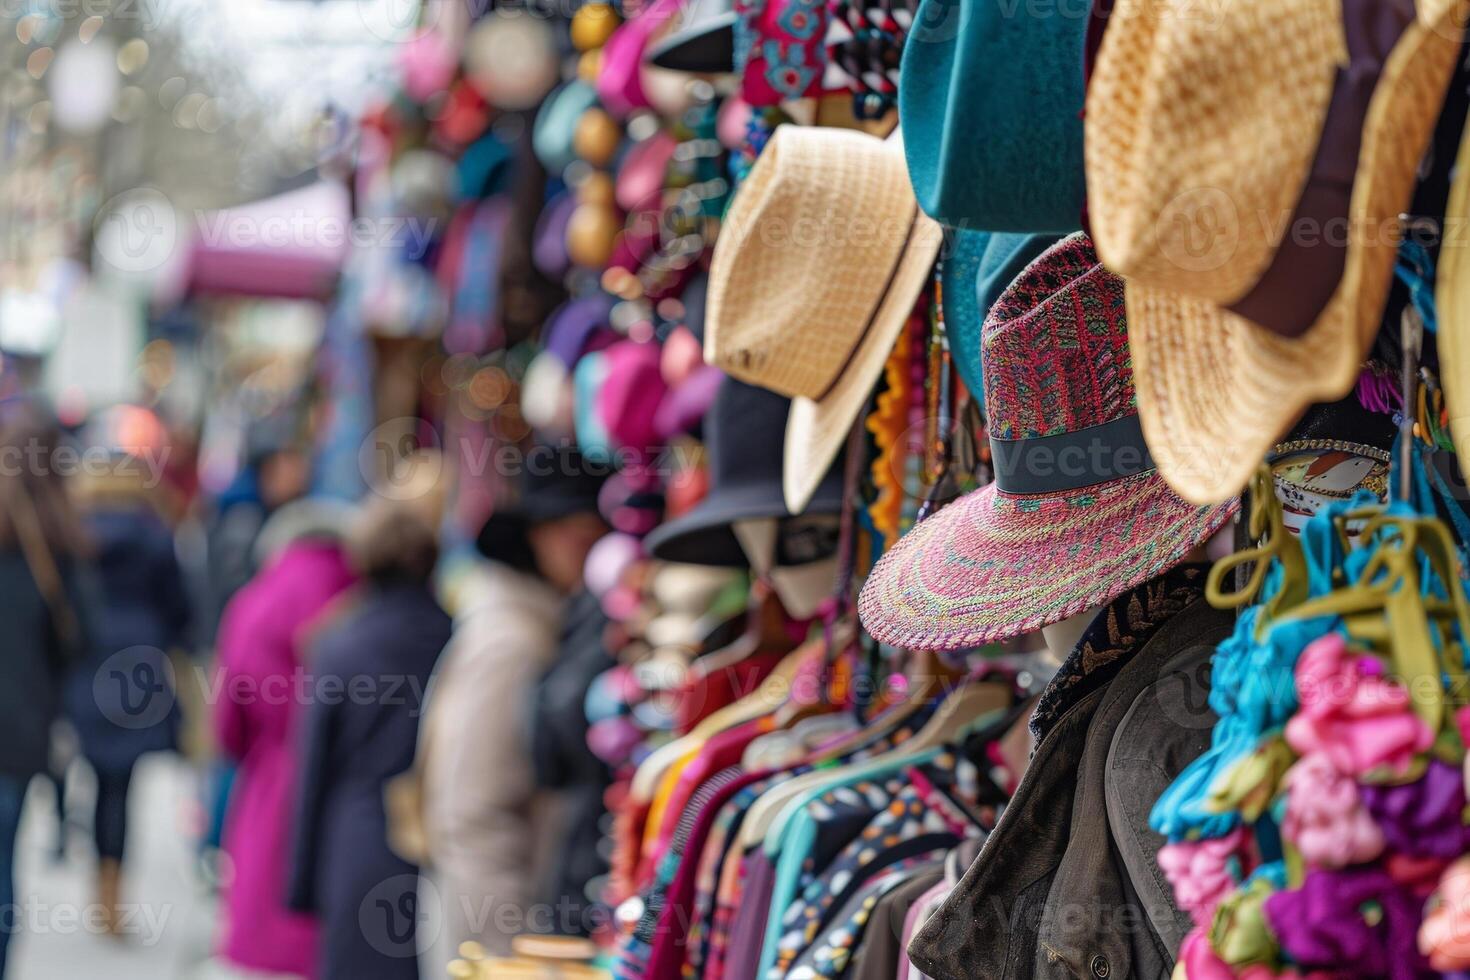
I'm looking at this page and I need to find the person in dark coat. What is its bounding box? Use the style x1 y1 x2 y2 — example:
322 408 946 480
0 401 90 975
288 497 452 980
62 454 189 934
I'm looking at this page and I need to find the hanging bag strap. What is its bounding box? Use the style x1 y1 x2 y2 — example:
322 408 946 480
3 481 79 653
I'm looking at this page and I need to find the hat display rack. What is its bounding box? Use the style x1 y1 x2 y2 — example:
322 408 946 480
347 0 1470 976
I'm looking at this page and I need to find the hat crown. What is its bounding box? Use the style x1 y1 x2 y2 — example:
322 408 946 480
704 125 929 399
982 234 1135 440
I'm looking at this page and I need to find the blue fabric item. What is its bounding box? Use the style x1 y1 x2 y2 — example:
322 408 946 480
1149 497 1364 842
574 350 615 464
898 0 1087 231
942 230 1058 397
534 82 599 175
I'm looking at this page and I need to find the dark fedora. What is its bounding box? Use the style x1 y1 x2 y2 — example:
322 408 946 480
645 0 736 73
644 377 843 566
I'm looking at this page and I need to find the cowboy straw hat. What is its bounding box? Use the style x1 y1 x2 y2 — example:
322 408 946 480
1085 0 1468 504
703 125 942 512
858 234 1237 650
1438 92 1470 463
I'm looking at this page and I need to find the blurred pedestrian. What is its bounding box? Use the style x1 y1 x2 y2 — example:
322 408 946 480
213 499 356 978
62 406 189 936
287 497 451 980
413 444 608 963
0 402 89 975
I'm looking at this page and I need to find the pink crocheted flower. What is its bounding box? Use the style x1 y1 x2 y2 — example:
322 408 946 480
1177 928 1319 980
1280 753 1384 869
1420 857 1470 971
1158 828 1252 929
1284 634 1433 777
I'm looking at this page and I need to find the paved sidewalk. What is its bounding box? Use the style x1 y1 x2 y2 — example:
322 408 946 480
7 756 278 980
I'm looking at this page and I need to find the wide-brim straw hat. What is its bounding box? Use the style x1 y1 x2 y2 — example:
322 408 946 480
704 125 942 512
859 234 1236 650
1438 88 1470 462
1086 0 1467 505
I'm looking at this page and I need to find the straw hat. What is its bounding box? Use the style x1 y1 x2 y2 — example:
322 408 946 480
858 234 1237 650
704 125 942 512
1439 94 1470 462
1085 0 1467 504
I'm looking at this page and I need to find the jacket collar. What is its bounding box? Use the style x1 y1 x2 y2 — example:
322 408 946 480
1030 563 1210 743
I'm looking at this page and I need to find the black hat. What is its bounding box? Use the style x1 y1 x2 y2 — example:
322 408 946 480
475 440 611 566
644 377 844 566
645 0 735 74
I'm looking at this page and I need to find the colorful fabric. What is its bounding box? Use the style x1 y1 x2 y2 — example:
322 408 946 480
769 749 996 977
787 852 950 980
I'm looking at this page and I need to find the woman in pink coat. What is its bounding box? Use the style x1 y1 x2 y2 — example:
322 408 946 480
213 501 357 976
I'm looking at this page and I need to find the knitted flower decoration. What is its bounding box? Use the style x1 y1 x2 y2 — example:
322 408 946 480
1264 867 1429 980
1420 857 1470 971
1284 634 1433 778
1159 827 1253 929
1281 753 1384 870
1360 758 1470 860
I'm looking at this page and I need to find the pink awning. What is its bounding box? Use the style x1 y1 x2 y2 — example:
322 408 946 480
186 181 351 301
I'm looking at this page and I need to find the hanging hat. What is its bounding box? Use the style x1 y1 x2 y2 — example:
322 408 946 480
942 230 1059 396
897 0 1088 231
645 377 844 566
858 234 1237 650
646 0 736 72
704 125 941 512
1086 0 1467 505
597 340 670 456
534 81 600 174
544 294 616 368
1440 97 1470 463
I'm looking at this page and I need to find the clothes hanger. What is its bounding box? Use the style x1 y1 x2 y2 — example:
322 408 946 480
1205 464 1311 629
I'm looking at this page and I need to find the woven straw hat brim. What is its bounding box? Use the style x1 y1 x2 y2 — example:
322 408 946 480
784 212 943 513
1437 88 1470 462
857 471 1237 651
1127 0 1465 506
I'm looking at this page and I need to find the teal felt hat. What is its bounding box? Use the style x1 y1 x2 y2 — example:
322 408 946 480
899 0 1088 231
533 81 599 175
943 231 1059 397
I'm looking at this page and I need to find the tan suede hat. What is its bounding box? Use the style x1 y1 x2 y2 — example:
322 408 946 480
703 125 942 512
1086 0 1467 504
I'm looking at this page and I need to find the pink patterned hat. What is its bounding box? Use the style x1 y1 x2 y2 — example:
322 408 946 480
858 233 1238 650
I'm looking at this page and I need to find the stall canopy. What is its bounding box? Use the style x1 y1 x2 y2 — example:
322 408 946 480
186 181 351 301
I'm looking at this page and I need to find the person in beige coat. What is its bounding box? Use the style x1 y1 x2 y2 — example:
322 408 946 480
414 450 609 965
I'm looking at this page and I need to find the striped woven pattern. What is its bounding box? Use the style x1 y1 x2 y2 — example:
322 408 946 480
858 234 1237 650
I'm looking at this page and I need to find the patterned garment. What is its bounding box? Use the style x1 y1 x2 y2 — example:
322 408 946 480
613 765 747 980
770 750 1002 977
788 852 951 980
1029 562 1208 741
699 705 940 980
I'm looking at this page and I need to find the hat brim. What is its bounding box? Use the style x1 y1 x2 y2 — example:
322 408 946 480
646 11 736 73
1439 85 1470 462
1126 1 1463 505
783 213 943 512
858 470 1236 650
646 475 844 566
